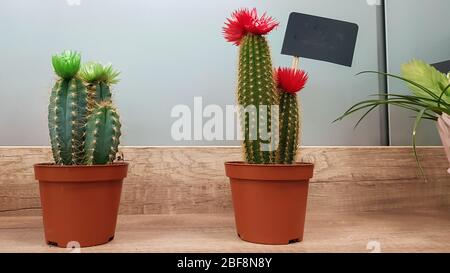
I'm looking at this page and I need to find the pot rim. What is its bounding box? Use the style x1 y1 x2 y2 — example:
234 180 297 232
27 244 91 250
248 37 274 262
224 161 314 181
34 162 129 182
34 162 129 168
225 161 314 168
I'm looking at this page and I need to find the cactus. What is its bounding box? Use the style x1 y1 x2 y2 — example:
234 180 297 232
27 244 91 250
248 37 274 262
79 62 120 112
49 51 88 165
275 67 308 164
84 103 121 165
223 8 279 164
48 51 122 165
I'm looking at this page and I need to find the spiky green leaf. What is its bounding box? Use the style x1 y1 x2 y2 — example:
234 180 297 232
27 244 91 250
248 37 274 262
79 62 120 85
52 50 81 80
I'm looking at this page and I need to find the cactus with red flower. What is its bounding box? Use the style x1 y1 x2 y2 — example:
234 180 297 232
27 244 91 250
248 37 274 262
276 67 308 164
223 8 280 164
224 8 309 164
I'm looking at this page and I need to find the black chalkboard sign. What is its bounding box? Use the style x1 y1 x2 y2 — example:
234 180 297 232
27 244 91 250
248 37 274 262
281 12 359 67
432 60 450 74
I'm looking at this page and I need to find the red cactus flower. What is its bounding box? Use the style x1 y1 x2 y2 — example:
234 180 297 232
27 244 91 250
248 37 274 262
276 67 308 94
223 8 279 46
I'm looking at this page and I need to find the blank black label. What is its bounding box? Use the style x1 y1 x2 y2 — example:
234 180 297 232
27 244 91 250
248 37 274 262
432 60 450 74
281 12 359 67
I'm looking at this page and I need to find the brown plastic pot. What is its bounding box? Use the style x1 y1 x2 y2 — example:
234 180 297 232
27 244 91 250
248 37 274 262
33 162 128 248
224 161 314 245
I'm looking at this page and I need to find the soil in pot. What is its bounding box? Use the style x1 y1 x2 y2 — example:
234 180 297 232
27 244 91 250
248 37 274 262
34 162 128 248
225 162 314 245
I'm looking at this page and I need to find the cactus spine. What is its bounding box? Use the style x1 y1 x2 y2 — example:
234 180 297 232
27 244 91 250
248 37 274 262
84 103 121 165
48 51 122 165
49 51 88 165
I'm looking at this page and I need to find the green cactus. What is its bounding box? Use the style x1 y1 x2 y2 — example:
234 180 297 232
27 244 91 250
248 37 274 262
224 8 280 164
275 67 308 164
224 9 311 165
48 51 88 165
48 51 122 165
237 35 279 164
277 92 300 164
84 103 121 165
79 62 120 112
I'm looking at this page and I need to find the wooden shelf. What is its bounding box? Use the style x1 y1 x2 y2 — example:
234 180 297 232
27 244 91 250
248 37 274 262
1 209 449 253
1 147 449 252
1 147 449 217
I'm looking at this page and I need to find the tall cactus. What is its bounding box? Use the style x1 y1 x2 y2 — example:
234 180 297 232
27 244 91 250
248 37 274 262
224 8 279 164
84 103 121 165
49 51 88 165
48 51 122 165
275 67 308 164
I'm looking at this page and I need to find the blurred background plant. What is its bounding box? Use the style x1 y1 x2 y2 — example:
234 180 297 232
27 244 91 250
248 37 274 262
336 59 450 178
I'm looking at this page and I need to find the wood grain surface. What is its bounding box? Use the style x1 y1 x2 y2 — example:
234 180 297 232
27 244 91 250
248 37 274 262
0 146 449 216
0 209 449 253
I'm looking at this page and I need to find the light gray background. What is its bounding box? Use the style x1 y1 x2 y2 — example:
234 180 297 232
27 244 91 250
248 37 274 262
385 0 450 145
0 0 434 147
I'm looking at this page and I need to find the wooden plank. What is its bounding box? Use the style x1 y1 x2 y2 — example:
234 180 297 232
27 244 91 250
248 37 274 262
0 147 449 216
0 210 449 253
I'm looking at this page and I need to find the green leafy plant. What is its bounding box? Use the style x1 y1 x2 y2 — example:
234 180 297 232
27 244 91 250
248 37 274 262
49 51 122 165
335 59 450 177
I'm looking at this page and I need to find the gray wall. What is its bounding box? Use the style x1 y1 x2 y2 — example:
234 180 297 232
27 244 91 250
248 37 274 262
1 0 384 146
385 0 450 145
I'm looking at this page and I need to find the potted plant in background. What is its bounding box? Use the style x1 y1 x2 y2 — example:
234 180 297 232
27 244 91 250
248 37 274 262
33 50 128 248
336 59 450 175
223 8 314 245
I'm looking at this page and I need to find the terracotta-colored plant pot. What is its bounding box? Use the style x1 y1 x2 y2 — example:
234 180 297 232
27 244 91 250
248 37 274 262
225 162 314 245
437 113 450 174
224 162 314 245
33 162 128 248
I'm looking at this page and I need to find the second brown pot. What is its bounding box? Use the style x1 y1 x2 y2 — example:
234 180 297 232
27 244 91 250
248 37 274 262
225 161 314 245
34 162 128 248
